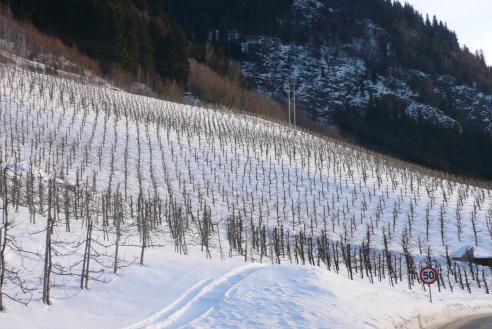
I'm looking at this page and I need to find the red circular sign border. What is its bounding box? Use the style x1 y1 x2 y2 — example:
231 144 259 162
420 266 439 285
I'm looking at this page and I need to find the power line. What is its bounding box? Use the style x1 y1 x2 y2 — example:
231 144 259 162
333 108 481 179
0 14 487 182
0 15 287 86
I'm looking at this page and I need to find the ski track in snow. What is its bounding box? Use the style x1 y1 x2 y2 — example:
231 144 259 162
123 263 492 329
126 264 264 329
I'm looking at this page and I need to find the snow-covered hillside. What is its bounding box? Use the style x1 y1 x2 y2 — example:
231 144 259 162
0 64 491 328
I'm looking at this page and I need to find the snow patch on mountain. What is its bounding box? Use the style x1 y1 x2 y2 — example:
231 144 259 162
292 0 325 24
237 8 492 135
406 103 461 129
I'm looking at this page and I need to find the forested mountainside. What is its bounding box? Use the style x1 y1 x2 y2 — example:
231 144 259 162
160 0 492 180
3 0 492 179
2 0 189 82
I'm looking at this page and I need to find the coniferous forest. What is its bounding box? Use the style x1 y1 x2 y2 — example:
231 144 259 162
4 0 189 83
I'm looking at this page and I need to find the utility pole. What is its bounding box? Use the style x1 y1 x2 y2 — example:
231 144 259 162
293 80 297 127
287 81 291 125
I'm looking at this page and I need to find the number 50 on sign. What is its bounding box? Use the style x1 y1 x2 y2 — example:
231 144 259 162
420 266 438 285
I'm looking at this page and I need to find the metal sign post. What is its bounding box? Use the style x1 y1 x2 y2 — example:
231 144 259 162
420 265 439 303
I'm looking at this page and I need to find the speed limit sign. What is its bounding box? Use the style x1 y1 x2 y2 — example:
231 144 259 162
420 266 438 285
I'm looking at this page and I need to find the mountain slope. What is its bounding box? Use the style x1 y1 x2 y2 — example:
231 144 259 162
4 0 492 179
160 0 492 179
0 62 491 328
2 0 189 83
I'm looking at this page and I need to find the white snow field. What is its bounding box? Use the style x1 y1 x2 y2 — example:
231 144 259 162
3 248 492 329
0 63 491 328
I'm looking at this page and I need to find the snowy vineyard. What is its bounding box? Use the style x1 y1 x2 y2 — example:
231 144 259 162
0 64 491 310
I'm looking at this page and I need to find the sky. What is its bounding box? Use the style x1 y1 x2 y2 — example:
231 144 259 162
398 0 491 66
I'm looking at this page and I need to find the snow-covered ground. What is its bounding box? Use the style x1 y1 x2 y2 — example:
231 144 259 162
0 63 491 328
3 244 491 329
